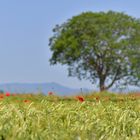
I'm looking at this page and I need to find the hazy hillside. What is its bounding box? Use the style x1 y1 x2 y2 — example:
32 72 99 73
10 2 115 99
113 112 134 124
0 82 90 96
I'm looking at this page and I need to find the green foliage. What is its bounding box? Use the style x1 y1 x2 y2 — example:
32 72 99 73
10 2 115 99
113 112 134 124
0 94 139 140
49 11 140 91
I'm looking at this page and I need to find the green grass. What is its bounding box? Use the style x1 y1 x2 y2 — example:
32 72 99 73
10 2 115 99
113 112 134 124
0 93 139 140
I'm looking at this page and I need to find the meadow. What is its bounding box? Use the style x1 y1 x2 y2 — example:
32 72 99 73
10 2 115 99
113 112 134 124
0 92 140 140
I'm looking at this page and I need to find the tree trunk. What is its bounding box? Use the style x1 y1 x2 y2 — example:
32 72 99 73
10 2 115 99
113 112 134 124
100 85 107 92
99 79 107 92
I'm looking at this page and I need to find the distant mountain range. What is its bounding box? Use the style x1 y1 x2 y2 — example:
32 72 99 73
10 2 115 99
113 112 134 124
0 82 91 96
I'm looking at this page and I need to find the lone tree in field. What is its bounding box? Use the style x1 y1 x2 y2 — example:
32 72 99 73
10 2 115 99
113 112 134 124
49 11 140 91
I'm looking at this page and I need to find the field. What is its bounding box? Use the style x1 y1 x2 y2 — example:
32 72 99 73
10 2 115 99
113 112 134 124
0 92 140 140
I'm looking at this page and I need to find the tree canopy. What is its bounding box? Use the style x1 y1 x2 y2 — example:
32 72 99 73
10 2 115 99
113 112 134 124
49 11 140 91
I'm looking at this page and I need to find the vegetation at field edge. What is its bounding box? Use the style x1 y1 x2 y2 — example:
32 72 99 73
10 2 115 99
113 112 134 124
0 92 139 140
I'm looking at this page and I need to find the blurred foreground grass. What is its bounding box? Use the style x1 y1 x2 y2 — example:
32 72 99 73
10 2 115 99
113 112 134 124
0 93 139 140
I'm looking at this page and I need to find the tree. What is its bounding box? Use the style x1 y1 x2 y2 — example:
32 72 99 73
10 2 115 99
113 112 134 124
49 11 140 91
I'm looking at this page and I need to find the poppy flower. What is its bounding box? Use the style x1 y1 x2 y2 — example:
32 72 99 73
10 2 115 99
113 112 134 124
0 95 4 99
48 92 53 95
5 92 10 96
76 96 85 102
96 96 100 101
23 100 30 103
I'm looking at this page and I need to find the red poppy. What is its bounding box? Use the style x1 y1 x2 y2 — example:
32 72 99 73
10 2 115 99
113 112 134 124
76 96 85 102
23 100 30 103
96 96 100 101
48 92 53 95
0 95 4 99
5 92 10 96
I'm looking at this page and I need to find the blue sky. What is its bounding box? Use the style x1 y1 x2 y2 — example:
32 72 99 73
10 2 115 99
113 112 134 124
0 0 140 89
